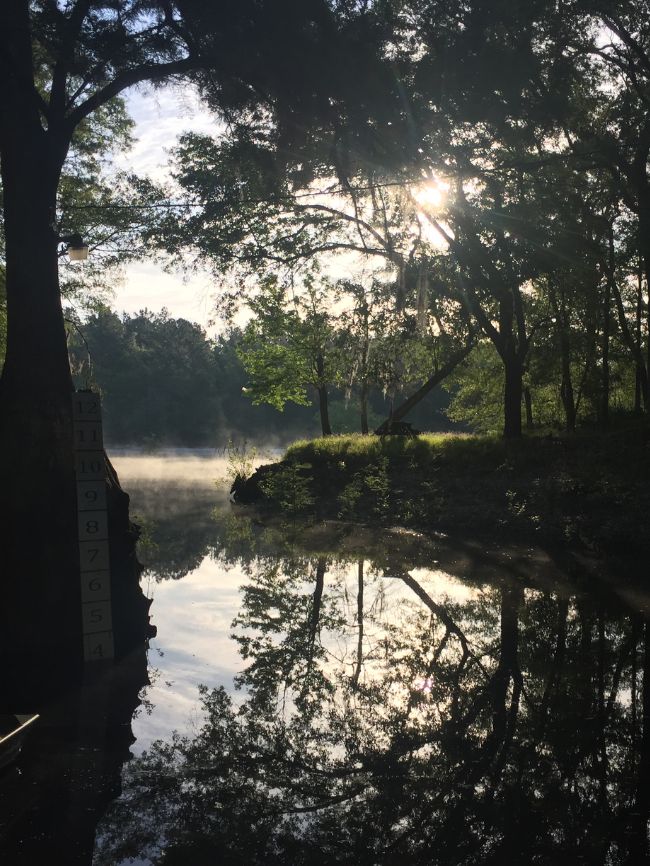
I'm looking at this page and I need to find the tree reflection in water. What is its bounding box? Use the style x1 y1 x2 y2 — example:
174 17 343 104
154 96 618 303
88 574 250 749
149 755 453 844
95 528 650 865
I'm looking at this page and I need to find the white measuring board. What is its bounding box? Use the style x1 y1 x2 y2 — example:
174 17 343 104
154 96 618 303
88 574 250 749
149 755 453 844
72 391 114 661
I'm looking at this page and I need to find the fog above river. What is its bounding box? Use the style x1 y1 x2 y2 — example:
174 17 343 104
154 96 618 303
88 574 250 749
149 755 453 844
110 445 278 487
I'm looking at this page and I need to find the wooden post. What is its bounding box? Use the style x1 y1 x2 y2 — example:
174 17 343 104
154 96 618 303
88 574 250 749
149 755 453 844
72 391 114 662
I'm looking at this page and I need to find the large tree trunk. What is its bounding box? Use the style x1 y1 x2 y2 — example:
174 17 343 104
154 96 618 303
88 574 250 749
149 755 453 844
0 9 149 698
0 102 84 691
0 136 73 469
0 142 152 704
316 353 332 436
0 0 71 398
318 385 332 436
503 354 523 439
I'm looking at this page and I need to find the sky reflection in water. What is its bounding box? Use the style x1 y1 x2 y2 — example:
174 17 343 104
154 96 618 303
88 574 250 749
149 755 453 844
116 451 478 752
93 451 650 866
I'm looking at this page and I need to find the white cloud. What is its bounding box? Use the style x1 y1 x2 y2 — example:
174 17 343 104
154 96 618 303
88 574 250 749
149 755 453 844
112 259 217 331
114 83 221 183
131 554 249 752
111 83 222 330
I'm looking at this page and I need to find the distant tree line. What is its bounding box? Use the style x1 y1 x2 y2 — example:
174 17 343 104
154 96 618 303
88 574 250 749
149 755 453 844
67 307 312 446
67 307 454 447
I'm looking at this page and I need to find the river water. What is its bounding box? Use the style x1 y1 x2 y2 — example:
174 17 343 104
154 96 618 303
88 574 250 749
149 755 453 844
2 451 650 865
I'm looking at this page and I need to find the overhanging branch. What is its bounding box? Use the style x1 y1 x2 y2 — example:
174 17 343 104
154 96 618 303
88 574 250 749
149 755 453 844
65 56 199 130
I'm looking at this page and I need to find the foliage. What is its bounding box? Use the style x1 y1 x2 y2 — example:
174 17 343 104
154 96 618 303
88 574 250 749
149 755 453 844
238 276 339 409
70 307 221 445
257 424 650 552
145 0 650 439
325 399 381 434
338 456 390 520
224 439 258 483
213 328 322 442
65 307 456 446
0 88 150 364
67 308 320 446
444 342 505 434
6 0 650 447
260 463 315 518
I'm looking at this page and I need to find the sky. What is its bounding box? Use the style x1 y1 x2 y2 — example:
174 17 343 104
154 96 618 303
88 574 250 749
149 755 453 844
107 83 448 334
108 86 368 334
110 84 220 332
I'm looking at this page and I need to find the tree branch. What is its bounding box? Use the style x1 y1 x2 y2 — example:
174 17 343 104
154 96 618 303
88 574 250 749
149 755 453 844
65 56 198 130
294 202 403 268
375 340 474 429
50 0 92 116
597 12 650 77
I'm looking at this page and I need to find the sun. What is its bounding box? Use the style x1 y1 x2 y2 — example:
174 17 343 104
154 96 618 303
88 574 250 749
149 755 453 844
411 180 447 210
410 179 451 249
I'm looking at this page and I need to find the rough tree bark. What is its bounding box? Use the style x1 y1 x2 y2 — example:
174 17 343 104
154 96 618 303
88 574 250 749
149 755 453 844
0 2 82 689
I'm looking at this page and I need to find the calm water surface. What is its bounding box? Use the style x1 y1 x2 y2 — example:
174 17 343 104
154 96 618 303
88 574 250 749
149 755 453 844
2 451 649 865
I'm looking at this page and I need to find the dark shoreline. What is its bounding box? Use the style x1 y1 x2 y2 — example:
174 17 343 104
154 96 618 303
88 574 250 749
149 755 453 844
232 426 650 567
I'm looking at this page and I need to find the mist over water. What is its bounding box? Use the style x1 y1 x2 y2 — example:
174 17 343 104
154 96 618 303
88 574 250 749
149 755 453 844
110 446 277 488
109 447 279 523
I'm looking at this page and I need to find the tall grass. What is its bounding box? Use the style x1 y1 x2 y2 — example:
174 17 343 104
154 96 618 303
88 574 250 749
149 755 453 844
284 431 532 475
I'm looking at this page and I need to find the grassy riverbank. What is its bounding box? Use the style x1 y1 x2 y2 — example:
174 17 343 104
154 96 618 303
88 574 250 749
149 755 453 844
241 424 650 557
